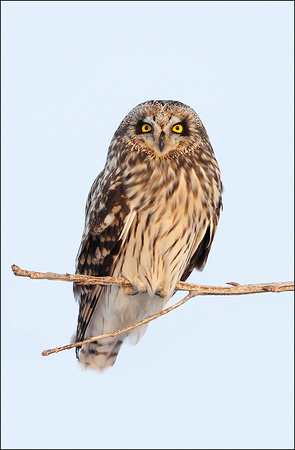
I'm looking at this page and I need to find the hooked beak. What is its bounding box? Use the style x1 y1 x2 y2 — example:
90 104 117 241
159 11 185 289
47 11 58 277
159 131 165 152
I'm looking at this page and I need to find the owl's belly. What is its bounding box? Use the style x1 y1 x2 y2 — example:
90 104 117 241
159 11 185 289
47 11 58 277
113 192 208 300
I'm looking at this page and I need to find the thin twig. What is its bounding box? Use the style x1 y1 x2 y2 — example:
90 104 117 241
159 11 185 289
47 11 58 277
11 264 294 357
11 264 130 287
41 291 196 356
11 264 294 294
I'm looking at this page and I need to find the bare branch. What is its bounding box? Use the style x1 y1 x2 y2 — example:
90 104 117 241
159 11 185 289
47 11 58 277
41 291 196 356
11 264 130 287
11 264 294 294
11 264 294 358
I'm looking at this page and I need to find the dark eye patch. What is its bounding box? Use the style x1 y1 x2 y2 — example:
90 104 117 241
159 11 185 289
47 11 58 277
176 121 189 136
136 121 151 134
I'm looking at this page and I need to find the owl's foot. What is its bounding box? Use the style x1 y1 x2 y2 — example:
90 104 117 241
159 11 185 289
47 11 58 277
124 279 169 297
124 284 148 296
155 289 166 298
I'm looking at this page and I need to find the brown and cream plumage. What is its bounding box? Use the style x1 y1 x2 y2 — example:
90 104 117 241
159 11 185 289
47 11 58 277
73 100 223 370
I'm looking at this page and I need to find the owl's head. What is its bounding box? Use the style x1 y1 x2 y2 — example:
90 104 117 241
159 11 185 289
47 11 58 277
113 100 211 159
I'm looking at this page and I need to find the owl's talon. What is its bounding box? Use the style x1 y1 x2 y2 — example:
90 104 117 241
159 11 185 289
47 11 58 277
155 290 165 298
124 285 138 295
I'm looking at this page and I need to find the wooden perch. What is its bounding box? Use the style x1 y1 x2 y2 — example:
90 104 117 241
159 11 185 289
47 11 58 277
11 264 294 357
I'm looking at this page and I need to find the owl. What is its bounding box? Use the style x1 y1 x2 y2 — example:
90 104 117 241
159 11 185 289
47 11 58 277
73 100 223 370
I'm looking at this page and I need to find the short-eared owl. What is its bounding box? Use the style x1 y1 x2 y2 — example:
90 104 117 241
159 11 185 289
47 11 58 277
74 100 223 370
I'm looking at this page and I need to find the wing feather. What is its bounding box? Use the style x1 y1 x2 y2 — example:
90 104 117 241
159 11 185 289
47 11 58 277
181 195 222 282
74 169 130 343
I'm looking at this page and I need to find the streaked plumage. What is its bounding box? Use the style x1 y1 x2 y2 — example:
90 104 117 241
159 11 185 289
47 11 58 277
74 100 223 370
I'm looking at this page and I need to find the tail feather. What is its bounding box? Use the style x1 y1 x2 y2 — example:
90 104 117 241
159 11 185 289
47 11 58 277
78 338 124 371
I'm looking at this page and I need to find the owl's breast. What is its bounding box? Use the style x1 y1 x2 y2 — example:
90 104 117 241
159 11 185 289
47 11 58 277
113 165 212 299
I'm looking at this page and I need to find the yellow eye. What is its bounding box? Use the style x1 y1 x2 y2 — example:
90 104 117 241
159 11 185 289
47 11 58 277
172 124 183 134
142 123 152 133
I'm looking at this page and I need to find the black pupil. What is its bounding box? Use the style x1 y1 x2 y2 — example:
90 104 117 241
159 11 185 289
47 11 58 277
144 125 149 130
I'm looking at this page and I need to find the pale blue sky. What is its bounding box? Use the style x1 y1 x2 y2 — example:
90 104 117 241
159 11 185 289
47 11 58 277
2 2 294 449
